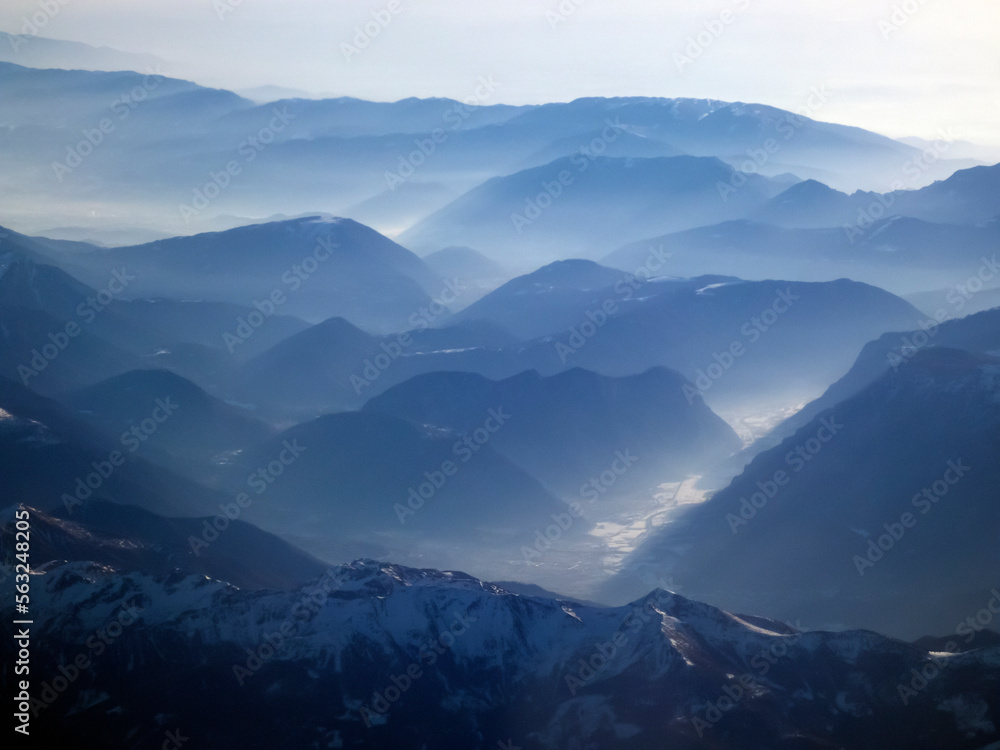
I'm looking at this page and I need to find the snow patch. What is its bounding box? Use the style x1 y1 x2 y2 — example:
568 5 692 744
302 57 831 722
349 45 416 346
937 694 996 735
695 282 733 295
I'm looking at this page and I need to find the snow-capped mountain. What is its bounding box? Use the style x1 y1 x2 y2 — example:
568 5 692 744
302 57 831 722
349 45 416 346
5 547 999 750
3 27 999 750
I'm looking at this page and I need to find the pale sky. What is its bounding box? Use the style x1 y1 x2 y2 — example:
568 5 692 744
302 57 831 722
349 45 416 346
3 0 999 146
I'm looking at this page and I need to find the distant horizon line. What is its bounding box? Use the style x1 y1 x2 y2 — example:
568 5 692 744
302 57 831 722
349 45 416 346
1 29 997 148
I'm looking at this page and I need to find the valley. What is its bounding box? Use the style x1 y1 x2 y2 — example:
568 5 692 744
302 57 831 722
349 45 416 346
1 12 998 748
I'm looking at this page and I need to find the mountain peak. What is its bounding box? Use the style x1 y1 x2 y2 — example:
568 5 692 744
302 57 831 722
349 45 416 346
772 178 847 204
337 558 508 596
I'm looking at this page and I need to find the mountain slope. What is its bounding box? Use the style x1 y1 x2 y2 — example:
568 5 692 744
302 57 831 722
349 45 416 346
223 411 571 566
0 376 236 517
891 163 1000 226
235 316 387 417
603 217 1000 296
4 80 982 241
762 306 1000 449
612 347 1000 639
0 33 167 74
4 553 998 750
55 369 275 484
38 216 442 331
399 155 794 261
751 163 1000 231
240 276 928 415
497 97 930 190
5 502 328 590
364 367 740 495
520 276 927 409
0 60 247 131
0 235 268 393
448 259 638 339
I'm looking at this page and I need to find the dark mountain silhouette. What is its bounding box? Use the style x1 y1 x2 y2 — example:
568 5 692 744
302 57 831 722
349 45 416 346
364 367 740 495
603 216 1000 296
34 216 443 331
56 369 275 484
224 410 571 566
752 163 1000 231
890 163 1000 225
240 275 927 417
0 32 167 74
448 259 636 339
763 306 1000 448
399 155 794 261
0 376 235 517
612 347 1000 640
6 502 329 590
236 316 386 417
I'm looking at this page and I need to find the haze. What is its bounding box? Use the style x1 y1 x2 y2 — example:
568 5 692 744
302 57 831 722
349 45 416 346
2 0 998 146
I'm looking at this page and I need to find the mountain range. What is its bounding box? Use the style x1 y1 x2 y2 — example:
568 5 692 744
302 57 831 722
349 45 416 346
1 59 990 245
2 37 999 749
4 538 998 750
612 345 1000 639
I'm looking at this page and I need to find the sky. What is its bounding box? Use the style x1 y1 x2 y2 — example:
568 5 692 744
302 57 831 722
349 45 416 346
2 0 999 147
